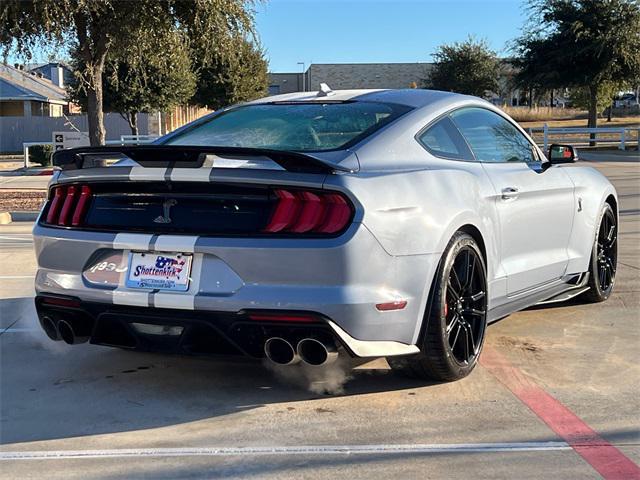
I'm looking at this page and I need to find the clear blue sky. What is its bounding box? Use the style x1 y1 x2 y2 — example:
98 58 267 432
255 0 529 72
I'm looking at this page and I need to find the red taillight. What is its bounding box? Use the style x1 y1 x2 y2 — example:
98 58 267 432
263 189 352 235
58 185 77 226
45 186 65 224
44 184 93 227
316 194 351 234
71 185 92 226
263 189 299 233
290 191 325 233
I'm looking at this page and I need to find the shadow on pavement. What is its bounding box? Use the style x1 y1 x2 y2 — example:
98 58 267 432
0 296 432 445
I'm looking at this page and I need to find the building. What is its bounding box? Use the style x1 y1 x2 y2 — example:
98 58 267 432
0 64 70 117
28 62 74 89
269 62 432 95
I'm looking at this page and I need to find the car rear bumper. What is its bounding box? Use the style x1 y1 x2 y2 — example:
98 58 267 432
33 222 440 352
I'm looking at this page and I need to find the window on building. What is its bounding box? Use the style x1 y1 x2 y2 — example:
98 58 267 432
0 101 25 116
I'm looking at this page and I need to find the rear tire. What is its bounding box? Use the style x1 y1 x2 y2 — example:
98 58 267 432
580 203 617 303
388 232 488 381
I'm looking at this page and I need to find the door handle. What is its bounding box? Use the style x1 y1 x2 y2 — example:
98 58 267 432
501 187 519 200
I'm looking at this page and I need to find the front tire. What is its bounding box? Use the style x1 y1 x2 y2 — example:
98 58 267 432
389 232 488 381
581 203 617 303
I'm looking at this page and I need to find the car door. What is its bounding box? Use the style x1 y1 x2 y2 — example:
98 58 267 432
450 107 575 295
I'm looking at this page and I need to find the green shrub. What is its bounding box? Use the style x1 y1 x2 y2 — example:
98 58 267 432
29 144 53 167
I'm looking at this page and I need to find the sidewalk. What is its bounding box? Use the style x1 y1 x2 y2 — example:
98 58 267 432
0 174 51 191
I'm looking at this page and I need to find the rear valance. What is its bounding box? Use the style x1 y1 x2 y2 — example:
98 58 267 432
52 145 354 174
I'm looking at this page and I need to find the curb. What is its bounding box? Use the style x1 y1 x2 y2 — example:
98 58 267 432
0 211 39 224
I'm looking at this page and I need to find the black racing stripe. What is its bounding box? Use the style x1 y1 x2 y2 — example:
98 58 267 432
148 234 159 251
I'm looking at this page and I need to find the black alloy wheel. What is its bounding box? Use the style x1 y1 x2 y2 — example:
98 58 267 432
445 246 487 366
582 203 617 303
388 232 488 381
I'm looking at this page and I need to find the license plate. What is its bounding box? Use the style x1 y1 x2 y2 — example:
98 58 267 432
126 252 192 291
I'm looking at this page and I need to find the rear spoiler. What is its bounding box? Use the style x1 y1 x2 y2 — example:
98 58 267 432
52 145 353 174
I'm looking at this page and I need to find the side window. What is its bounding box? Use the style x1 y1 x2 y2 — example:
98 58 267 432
450 107 537 163
417 116 474 161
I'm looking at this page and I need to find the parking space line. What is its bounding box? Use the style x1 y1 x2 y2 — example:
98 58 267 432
480 345 640 480
0 441 571 460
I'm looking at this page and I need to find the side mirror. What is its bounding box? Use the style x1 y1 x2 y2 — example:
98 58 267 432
548 144 578 164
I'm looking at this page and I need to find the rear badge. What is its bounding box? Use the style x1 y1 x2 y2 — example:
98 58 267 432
154 199 177 224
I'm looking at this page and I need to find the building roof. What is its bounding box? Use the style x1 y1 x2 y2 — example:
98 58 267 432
0 64 67 104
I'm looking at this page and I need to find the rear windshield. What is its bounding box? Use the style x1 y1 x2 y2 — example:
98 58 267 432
165 102 412 152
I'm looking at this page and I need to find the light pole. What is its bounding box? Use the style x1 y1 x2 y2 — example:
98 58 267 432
297 62 305 92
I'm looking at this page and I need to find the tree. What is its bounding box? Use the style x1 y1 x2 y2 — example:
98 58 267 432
191 37 268 110
0 0 257 145
513 0 640 130
425 37 500 97
68 29 197 135
569 81 623 121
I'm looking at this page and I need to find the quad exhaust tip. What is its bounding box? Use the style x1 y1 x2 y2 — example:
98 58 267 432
297 338 338 366
41 316 60 341
264 337 300 365
57 320 89 345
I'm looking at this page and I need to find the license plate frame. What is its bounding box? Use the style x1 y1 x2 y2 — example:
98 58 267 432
125 252 192 292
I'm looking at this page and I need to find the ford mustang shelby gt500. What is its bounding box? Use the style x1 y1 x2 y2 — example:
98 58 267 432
34 88 617 381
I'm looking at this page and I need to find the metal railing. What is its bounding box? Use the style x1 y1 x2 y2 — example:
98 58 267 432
528 124 640 151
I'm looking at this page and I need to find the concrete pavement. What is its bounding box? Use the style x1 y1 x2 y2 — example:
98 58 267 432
0 159 638 479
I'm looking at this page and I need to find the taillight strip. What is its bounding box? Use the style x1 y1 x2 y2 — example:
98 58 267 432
317 194 351 234
290 191 325 233
57 186 77 226
45 186 66 224
263 189 300 233
71 185 92 226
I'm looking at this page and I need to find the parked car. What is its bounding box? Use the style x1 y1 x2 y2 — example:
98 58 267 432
33 88 618 381
614 93 638 108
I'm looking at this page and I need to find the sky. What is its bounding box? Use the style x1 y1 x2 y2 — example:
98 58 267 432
255 0 529 72
8 0 530 71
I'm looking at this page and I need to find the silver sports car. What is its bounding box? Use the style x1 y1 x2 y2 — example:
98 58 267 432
34 88 618 381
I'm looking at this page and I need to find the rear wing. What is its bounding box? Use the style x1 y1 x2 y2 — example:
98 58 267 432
52 145 354 174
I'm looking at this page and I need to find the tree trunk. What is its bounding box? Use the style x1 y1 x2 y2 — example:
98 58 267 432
86 63 106 146
127 112 139 136
529 87 533 109
588 83 598 146
550 89 554 108
606 100 612 122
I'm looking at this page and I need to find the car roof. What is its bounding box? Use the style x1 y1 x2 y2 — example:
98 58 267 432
246 88 472 109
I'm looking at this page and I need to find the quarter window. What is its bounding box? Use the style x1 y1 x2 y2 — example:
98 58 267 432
418 116 474 161
450 108 538 163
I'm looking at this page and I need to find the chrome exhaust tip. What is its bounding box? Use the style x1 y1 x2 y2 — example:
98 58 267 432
297 338 338 366
57 320 89 345
264 337 300 365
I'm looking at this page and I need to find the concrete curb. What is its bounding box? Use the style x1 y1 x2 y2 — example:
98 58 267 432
0 211 39 224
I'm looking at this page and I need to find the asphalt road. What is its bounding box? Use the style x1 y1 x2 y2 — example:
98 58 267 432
0 156 639 479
